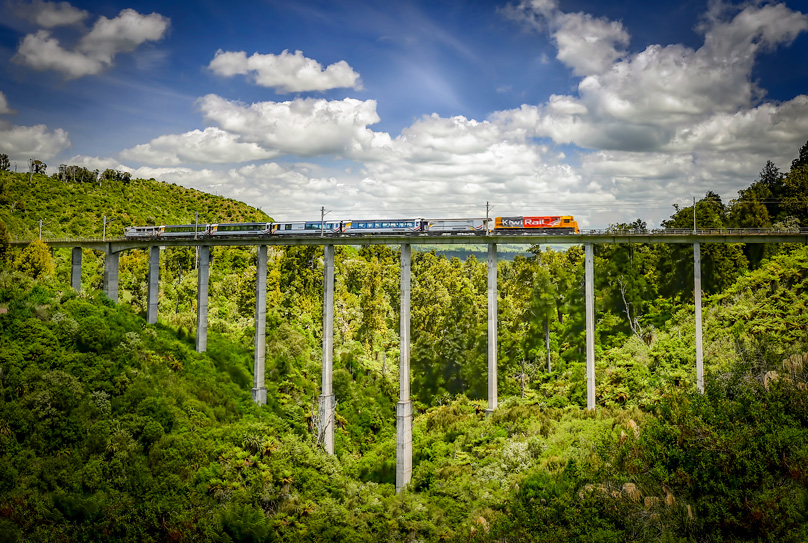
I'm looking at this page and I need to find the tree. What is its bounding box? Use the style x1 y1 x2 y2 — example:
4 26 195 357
0 219 9 262
595 220 657 342
791 139 808 172
0 153 9 172
755 160 786 223
16 239 55 279
782 164 808 226
524 265 556 372
357 256 389 352
32 160 47 175
660 193 748 296
730 185 771 229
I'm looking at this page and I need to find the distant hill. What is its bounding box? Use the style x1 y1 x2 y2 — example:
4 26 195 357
0 170 270 240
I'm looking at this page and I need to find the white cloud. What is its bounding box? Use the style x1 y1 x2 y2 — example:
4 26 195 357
120 127 279 165
0 120 71 161
66 155 129 171
13 8 170 79
663 95 808 155
66 2 807 229
15 30 105 78
503 0 629 75
197 94 392 158
0 92 15 115
496 1 808 154
208 49 361 93
15 0 89 27
356 113 586 214
553 12 629 76
490 1 808 225
120 162 355 220
78 9 169 64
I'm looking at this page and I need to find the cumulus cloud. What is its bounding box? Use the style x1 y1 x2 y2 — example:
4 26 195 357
0 92 15 115
83 2 808 228
553 12 629 76
352 113 591 217
0 120 71 161
496 1 808 155
0 91 71 163
490 1 808 224
120 127 279 165
503 0 629 75
13 0 89 27
15 30 105 78
66 154 130 171
13 8 170 78
197 94 392 158
208 49 361 93
119 162 356 220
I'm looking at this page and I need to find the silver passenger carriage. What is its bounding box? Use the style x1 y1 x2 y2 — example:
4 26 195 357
427 218 487 234
208 222 272 236
272 221 342 235
124 226 161 239
158 224 203 238
342 218 426 234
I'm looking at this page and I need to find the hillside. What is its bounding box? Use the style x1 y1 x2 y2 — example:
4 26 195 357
1 164 807 541
0 248 807 541
0 170 270 240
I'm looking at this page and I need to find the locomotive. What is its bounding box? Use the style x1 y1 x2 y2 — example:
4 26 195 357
124 215 579 239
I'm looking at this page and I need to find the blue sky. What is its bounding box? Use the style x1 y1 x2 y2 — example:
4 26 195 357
1 0 807 227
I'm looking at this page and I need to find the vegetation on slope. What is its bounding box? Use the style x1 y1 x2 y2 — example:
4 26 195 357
0 145 807 541
1 252 807 541
0 170 270 240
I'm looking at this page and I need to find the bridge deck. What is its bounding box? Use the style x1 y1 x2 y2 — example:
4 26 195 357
13 228 808 251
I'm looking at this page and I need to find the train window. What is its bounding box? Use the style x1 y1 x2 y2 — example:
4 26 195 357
564 219 570 223
285 224 292 230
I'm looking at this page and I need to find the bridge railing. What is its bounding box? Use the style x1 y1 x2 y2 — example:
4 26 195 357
580 227 808 236
11 227 808 245
12 236 123 244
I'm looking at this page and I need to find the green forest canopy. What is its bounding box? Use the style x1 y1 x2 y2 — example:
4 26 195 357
0 142 806 541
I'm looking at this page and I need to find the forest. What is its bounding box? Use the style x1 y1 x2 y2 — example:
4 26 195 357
0 142 806 542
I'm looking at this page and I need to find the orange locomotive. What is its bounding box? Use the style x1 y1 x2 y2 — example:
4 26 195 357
494 216 579 234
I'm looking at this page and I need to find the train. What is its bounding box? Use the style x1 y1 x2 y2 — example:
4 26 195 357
124 215 579 239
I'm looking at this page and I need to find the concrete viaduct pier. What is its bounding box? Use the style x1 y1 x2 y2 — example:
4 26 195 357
319 245 336 454
71 247 82 291
196 246 210 353
397 244 413 491
34 229 806 493
487 244 498 414
253 246 268 405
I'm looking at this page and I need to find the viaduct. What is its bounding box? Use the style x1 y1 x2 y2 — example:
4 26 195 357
20 229 808 492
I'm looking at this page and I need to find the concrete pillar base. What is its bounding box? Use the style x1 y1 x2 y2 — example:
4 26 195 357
318 393 335 454
147 246 160 325
196 246 210 352
585 243 595 410
251 387 267 405
71 247 82 292
694 242 704 393
103 251 119 304
253 246 268 405
487 243 498 412
396 400 413 493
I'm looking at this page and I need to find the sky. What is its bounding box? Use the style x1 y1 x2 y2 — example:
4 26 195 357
1 0 807 228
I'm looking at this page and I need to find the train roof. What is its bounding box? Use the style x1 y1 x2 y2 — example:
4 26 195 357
209 222 272 226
